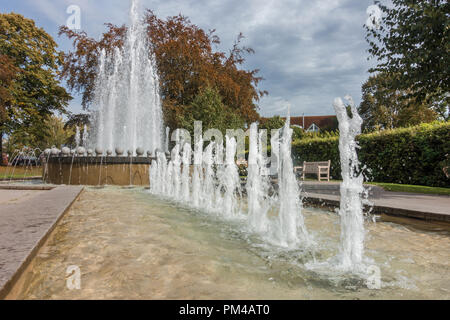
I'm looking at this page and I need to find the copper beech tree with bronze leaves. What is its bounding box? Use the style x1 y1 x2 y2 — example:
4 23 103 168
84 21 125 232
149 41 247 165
59 10 267 133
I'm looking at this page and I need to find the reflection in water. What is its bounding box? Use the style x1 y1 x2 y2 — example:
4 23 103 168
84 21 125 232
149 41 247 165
8 187 450 299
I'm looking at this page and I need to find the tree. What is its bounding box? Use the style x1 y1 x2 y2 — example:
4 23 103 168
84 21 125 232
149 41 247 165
365 0 449 117
42 115 74 148
145 11 265 129
64 113 90 147
58 23 126 108
259 116 285 131
177 86 244 134
59 11 266 130
64 113 91 129
259 116 285 140
0 13 71 151
359 73 438 130
0 54 18 154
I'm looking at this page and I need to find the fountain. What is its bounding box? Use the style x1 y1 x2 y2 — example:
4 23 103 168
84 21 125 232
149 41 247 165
43 0 162 186
1 147 43 184
89 0 163 154
38 0 371 283
10 90 449 298
148 116 312 250
146 100 373 282
3 0 447 300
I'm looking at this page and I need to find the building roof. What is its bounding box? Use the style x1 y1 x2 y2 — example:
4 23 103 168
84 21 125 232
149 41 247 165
283 115 337 130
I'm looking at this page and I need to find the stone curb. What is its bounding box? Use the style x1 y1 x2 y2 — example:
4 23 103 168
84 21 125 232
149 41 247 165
0 186 84 299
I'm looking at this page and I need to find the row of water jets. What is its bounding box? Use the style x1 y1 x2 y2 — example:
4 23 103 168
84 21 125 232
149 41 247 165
1 147 42 183
3 125 90 184
151 118 309 248
149 97 369 273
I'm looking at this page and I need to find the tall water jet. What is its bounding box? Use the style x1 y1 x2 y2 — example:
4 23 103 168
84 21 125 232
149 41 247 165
219 136 241 218
202 142 215 211
333 95 365 271
165 127 170 153
213 138 224 211
246 123 271 233
180 143 192 202
90 0 163 154
273 114 310 247
191 136 203 207
156 151 167 195
170 143 182 200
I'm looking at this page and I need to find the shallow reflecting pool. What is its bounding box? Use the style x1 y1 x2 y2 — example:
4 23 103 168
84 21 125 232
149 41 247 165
8 187 450 299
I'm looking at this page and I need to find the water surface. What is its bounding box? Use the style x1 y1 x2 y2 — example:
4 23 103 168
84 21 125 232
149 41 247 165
8 187 450 299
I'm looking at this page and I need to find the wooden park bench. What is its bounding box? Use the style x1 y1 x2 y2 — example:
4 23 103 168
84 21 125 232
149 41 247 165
294 160 331 181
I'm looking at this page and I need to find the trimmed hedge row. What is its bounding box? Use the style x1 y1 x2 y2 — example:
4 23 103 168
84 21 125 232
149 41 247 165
292 121 450 187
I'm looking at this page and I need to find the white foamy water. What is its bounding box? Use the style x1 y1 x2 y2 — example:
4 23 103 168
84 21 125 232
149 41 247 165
89 0 163 154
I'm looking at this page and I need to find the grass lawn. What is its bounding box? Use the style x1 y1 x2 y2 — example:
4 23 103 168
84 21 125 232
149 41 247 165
367 182 450 196
0 166 42 179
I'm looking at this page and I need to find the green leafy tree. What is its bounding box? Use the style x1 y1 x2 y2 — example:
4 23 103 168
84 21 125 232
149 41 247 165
64 113 90 147
291 126 305 140
359 73 437 130
0 13 71 151
259 115 284 131
178 86 244 135
0 54 18 154
42 115 74 149
365 0 449 117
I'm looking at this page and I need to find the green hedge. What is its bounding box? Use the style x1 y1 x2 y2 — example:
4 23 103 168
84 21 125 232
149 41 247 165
292 121 450 187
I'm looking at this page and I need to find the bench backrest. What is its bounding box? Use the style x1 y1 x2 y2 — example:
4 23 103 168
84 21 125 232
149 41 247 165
303 161 330 173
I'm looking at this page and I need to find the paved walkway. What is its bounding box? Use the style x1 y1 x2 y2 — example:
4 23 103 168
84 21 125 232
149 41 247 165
302 188 450 222
0 185 83 298
0 189 46 205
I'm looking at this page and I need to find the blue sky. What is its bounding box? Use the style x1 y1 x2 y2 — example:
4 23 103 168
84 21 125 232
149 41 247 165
1 0 376 117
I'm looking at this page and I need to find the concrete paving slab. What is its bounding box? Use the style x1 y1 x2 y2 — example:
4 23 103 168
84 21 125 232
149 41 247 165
0 185 83 298
0 190 46 205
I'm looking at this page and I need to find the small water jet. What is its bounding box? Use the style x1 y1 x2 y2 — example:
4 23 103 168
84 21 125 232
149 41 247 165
272 113 310 247
75 126 80 148
220 136 242 218
82 124 88 147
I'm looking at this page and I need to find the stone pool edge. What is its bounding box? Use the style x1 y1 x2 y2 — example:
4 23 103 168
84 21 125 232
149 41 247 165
0 186 84 299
